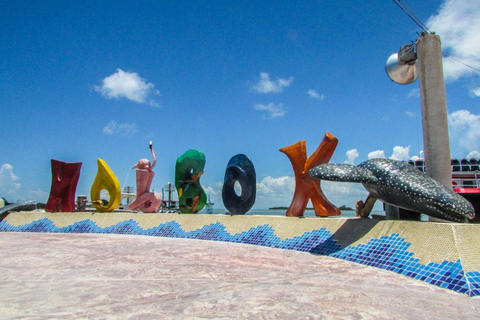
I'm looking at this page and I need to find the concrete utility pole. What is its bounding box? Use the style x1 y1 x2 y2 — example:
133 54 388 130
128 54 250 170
417 32 452 189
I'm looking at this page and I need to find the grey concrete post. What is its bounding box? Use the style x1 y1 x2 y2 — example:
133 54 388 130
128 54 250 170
417 33 452 188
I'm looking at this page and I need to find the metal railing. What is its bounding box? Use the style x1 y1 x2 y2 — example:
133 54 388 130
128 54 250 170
408 158 480 189
408 158 480 173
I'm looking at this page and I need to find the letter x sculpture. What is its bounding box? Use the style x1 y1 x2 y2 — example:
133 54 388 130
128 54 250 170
280 132 341 217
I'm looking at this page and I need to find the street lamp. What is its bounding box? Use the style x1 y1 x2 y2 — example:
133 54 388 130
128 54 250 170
385 32 452 190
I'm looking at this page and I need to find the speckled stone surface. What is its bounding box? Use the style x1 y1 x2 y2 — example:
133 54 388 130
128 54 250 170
0 232 479 319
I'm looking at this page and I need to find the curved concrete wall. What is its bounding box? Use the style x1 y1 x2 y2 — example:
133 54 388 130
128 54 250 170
1 212 479 296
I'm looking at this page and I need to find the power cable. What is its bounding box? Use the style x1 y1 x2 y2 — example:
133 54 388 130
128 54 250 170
391 0 430 32
442 53 480 74
392 0 480 75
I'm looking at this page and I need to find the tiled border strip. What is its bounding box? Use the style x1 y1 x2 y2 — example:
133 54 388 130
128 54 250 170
0 212 478 297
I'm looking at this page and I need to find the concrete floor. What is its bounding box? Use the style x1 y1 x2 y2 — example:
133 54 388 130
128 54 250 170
0 232 479 319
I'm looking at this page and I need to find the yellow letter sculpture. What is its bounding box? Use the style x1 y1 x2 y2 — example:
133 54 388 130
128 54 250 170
90 158 121 212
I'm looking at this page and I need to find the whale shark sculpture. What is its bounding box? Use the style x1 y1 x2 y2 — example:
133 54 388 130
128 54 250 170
308 158 475 222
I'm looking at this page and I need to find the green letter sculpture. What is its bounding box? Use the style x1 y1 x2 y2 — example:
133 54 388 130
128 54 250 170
175 149 207 213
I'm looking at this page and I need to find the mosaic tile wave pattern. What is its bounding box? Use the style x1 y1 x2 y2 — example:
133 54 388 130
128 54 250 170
1 217 479 297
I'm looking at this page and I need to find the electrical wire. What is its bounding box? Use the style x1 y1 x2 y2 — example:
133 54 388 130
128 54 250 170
392 0 480 75
391 0 430 32
442 53 480 74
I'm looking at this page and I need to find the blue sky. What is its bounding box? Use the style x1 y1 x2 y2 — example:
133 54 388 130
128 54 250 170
1 0 479 210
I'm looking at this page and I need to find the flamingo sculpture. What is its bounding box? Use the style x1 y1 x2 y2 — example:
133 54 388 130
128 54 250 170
129 141 161 213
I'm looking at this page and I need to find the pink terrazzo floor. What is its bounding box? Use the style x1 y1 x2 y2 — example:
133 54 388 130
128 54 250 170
0 232 479 319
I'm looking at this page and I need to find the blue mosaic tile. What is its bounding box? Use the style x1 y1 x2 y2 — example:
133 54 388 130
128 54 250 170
0 217 479 297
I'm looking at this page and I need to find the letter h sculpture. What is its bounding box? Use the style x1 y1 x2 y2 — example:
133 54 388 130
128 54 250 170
45 159 82 212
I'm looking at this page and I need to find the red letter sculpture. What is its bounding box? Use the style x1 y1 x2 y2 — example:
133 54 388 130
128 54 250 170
129 142 161 213
45 159 82 212
280 132 341 217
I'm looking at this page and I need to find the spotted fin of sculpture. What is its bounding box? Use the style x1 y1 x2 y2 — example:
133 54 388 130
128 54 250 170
308 163 378 184
308 158 475 222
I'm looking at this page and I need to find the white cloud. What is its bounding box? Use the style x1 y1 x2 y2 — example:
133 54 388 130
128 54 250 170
390 146 411 161
204 175 370 211
427 0 480 81
252 72 294 93
321 181 369 208
256 176 295 195
406 111 416 118
254 103 286 118
95 69 160 106
344 149 359 165
103 120 137 136
255 175 369 210
448 110 480 153
0 164 20 198
307 89 325 100
470 87 480 98
255 176 296 207
367 147 411 161
467 151 480 159
368 150 385 159
29 189 49 202
407 89 419 98
201 176 295 209
203 182 223 198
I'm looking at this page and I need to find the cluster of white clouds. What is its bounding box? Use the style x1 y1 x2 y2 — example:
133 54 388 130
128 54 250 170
256 176 295 197
448 110 480 153
95 69 160 107
306 89 325 100
0 164 20 195
253 103 286 119
0 164 49 202
345 146 412 165
252 72 294 94
94 69 326 121
376 146 411 161
239 137 477 209
204 173 368 209
344 149 359 165
427 0 480 96
251 72 325 119
94 69 160 136
251 72 292 119
403 109 480 157
205 145 417 209
202 176 296 209
103 120 137 136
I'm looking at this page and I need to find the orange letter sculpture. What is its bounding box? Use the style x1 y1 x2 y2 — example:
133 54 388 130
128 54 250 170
280 132 341 217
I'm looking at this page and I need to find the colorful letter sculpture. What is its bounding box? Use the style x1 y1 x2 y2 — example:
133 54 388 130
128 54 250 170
175 149 207 213
90 158 121 212
129 142 161 213
280 132 341 217
45 159 82 212
222 154 256 215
